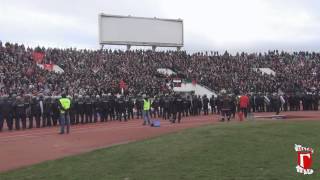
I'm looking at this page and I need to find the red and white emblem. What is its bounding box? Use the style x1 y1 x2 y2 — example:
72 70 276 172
295 144 314 175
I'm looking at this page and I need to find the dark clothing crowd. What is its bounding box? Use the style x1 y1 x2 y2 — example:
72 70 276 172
1 42 320 97
1 41 320 131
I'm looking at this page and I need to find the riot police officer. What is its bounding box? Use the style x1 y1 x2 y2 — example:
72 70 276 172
77 95 85 124
14 96 27 130
0 96 4 131
117 96 127 121
0 95 14 131
101 94 109 122
109 94 116 121
135 96 143 119
68 95 76 124
126 97 134 120
72 95 80 124
30 95 43 128
172 94 183 123
209 95 216 114
24 95 32 129
43 96 52 127
202 95 209 115
51 97 60 126
151 96 160 118
93 95 101 123
84 95 93 123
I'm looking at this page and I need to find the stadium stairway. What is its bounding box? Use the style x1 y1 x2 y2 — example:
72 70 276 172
156 68 217 97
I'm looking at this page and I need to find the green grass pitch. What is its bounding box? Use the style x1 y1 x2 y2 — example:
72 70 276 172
1 120 319 180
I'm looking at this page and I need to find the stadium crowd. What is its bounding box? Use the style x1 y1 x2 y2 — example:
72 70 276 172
1 41 320 131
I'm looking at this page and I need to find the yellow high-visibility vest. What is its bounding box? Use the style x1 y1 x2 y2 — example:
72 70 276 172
59 98 71 113
143 99 151 111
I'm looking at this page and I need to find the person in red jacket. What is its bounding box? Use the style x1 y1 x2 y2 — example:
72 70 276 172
239 94 249 118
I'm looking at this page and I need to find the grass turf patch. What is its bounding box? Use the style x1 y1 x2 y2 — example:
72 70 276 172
1 120 320 180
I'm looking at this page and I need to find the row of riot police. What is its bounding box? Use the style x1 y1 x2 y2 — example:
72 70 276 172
246 93 319 113
6 92 311 132
1 93 217 131
207 92 320 117
70 94 136 123
0 95 61 131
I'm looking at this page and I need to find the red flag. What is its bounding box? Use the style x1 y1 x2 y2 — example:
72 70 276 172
43 64 53 71
119 80 127 89
32 52 45 64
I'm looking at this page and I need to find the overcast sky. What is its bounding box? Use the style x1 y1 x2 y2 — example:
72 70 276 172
1 0 320 52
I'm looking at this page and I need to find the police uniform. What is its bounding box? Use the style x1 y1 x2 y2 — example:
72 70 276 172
101 94 109 122
93 95 101 123
117 96 127 121
43 97 52 127
197 96 203 115
0 97 4 131
250 95 256 113
216 96 222 114
68 96 76 125
230 95 237 118
163 96 170 120
14 96 27 130
84 96 93 123
202 95 209 115
209 96 216 114
51 97 60 126
312 93 319 110
172 95 183 123
135 97 143 119
24 96 32 129
72 95 80 124
109 95 116 120
221 94 231 121
77 96 85 123
169 95 175 119
0 96 14 131
159 96 164 117
151 97 160 118
126 97 134 120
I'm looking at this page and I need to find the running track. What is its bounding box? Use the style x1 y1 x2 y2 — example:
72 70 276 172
0 115 218 172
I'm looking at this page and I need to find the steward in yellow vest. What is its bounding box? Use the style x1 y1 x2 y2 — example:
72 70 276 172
59 96 71 114
143 99 151 111
142 96 151 125
58 94 71 134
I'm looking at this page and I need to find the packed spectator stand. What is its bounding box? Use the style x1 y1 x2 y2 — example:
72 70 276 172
0 41 320 131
